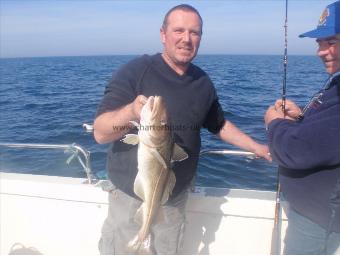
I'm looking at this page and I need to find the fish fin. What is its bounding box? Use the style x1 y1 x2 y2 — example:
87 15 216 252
172 144 188 162
128 205 154 254
127 235 142 253
127 234 154 255
140 234 154 255
121 134 139 145
133 176 146 201
128 206 155 254
134 204 144 225
161 170 176 205
150 148 168 169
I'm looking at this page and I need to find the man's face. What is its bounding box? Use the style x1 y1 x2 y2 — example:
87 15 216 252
317 35 340 74
160 10 202 69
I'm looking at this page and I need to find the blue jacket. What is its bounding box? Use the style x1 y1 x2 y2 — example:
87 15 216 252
267 74 340 232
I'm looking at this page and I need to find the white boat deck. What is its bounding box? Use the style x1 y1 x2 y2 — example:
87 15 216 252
0 172 287 255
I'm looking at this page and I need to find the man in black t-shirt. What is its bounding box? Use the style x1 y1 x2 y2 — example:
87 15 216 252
94 4 271 255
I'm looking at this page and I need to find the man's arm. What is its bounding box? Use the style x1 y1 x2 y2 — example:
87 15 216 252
218 120 271 161
93 95 147 144
265 99 340 169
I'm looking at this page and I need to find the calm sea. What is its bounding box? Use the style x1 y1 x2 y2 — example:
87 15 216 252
0 54 326 191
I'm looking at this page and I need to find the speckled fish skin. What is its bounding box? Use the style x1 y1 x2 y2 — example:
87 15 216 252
126 96 177 255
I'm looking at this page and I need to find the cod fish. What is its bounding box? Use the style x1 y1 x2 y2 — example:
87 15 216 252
121 96 188 254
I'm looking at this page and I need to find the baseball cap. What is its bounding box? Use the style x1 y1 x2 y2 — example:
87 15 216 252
299 1 340 39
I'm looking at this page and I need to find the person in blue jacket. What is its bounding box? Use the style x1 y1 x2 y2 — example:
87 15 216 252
264 1 340 254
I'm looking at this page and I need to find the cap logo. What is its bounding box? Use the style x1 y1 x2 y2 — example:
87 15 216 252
318 7 329 26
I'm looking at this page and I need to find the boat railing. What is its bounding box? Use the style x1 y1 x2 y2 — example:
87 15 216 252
83 123 259 185
83 123 256 157
188 149 257 191
200 149 256 158
0 124 259 186
0 142 97 184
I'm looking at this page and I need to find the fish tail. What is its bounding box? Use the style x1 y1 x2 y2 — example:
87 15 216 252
127 235 141 251
127 234 154 255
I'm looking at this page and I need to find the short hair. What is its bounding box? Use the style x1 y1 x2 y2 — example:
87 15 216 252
162 4 203 33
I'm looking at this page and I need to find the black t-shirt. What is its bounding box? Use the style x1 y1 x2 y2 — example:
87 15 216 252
96 53 225 200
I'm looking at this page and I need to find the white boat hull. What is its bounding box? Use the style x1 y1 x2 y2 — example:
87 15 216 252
0 172 287 255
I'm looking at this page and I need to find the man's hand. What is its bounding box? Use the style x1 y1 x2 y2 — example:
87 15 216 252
265 99 302 126
130 95 148 121
264 106 284 125
274 99 302 119
94 95 148 144
253 144 272 162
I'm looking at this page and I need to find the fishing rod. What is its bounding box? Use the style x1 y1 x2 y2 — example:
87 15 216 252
270 0 288 255
281 0 288 114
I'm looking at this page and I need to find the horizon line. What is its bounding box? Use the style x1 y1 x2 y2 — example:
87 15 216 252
0 52 317 60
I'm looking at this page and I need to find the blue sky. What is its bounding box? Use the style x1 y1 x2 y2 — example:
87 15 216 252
0 0 335 58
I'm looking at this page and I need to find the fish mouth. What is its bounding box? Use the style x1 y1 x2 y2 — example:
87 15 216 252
139 96 169 145
140 95 167 130
152 96 162 113
148 96 166 123
144 96 154 113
